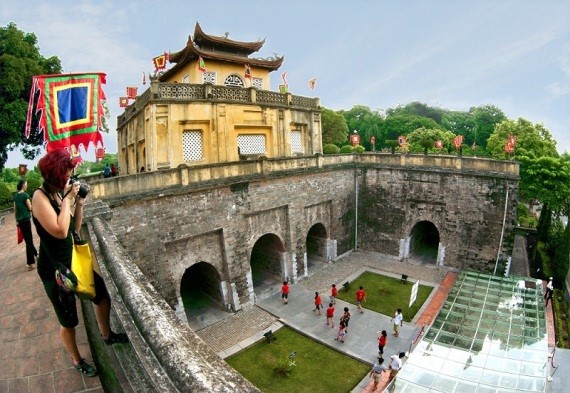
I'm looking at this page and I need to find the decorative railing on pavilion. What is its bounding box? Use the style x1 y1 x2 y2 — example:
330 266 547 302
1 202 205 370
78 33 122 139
118 83 320 127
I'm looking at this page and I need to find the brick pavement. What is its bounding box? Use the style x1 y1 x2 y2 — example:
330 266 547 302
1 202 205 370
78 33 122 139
0 213 103 393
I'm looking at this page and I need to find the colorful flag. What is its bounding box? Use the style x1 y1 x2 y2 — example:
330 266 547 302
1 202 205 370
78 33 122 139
25 73 107 154
308 77 317 90
281 71 288 85
142 72 146 85
397 135 407 147
244 63 251 78
434 140 443 149
198 56 206 72
126 87 138 99
153 52 168 72
453 135 464 149
119 97 129 108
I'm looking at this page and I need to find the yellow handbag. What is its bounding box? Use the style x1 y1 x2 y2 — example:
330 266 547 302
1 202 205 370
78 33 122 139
71 240 96 300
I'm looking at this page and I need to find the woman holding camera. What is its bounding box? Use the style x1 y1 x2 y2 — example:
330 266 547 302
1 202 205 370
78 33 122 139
32 149 128 377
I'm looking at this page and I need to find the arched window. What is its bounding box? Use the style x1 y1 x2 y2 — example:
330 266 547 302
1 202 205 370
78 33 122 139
224 75 244 87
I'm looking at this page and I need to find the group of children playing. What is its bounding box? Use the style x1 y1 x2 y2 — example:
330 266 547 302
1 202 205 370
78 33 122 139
281 280 406 389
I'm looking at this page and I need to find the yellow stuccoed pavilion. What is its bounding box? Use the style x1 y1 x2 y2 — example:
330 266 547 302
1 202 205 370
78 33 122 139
117 22 322 175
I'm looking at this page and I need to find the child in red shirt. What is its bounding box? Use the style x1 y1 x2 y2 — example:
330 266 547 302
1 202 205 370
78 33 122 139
356 286 366 314
378 330 388 355
313 292 322 315
330 284 338 304
281 281 290 304
326 303 335 327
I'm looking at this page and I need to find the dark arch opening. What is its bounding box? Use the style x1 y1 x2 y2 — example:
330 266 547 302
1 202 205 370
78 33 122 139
250 234 285 289
409 221 440 264
180 262 226 327
306 223 328 273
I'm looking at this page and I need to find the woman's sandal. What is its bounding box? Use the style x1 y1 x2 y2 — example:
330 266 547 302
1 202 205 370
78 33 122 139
74 359 97 377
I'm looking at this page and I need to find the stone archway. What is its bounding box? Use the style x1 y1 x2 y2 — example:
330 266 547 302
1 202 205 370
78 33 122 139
250 234 285 300
409 220 440 264
180 261 229 329
305 223 328 275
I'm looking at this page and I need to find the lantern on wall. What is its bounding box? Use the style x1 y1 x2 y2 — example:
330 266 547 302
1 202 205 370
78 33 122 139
18 164 28 176
95 147 105 163
350 130 361 146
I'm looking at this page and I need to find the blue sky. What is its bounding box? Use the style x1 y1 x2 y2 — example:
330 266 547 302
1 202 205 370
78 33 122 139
3 0 570 168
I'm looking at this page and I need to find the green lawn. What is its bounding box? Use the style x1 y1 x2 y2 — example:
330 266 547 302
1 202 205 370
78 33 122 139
226 327 370 393
335 271 433 322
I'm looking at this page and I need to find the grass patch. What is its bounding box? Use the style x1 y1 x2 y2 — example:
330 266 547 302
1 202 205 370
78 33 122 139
226 327 369 393
336 271 433 322
552 289 570 348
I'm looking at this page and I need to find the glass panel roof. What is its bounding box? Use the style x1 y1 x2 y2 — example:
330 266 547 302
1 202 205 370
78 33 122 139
393 271 548 392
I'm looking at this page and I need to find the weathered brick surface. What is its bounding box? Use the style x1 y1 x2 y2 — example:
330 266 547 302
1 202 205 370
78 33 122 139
109 164 516 312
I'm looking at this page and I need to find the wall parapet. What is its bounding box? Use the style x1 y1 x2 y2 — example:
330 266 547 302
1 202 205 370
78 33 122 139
89 153 519 203
86 217 260 392
117 82 320 128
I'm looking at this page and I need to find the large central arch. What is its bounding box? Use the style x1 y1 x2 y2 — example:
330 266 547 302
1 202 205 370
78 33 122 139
409 220 440 264
249 233 285 300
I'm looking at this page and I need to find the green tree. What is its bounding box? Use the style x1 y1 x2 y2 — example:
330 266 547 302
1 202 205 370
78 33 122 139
321 108 349 145
381 114 443 142
0 23 62 169
406 127 456 154
340 105 384 150
441 111 476 145
487 118 558 159
469 105 506 151
385 102 445 125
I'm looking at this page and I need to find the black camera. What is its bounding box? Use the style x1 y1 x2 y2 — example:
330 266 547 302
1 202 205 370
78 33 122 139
69 176 90 199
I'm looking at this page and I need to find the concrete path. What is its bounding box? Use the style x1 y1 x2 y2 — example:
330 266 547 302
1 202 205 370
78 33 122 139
0 213 103 392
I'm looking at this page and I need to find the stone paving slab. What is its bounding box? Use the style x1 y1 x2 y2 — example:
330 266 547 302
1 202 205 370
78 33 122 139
0 213 103 392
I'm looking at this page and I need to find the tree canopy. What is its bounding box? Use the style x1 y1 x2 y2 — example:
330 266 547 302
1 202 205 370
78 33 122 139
487 118 558 159
321 108 349 145
0 23 62 170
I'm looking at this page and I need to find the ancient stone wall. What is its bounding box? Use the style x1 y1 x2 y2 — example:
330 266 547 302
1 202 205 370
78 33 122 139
109 169 356 308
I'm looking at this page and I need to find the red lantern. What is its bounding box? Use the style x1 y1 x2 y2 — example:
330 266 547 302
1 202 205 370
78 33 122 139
95 147 105 163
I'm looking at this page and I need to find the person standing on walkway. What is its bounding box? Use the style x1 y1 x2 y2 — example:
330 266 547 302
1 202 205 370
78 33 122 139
391 308 403 336
326 302 335 328
368 357 387 391
14 179 38 270
386 352 406 385
378 329 388 355
103 163 111 178
281 281 290 304
335 321 347 342
545 277 554 306
330 283 337 304
313 291 322 315
340 307 351 333
32 149 128 378
356 285 366 313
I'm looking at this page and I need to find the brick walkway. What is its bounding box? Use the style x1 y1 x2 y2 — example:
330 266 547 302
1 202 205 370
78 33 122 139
0 213 102 393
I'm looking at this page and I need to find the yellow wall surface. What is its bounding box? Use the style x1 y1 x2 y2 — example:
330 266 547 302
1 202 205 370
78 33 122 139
166 59 270 89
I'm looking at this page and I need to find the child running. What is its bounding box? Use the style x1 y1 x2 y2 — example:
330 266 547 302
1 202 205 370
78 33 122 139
313 291 322 315
281 281 290 304
356 286 366 314
326 303 335 328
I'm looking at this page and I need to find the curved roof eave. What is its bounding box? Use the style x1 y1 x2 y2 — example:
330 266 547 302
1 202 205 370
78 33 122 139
193 22 265 54
159 44 283 82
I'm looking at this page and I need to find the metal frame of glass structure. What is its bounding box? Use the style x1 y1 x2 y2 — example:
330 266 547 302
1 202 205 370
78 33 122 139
393 271 548 392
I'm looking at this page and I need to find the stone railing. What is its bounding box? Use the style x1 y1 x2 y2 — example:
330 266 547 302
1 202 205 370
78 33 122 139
117 83 320 128
88 153 519 202
85 216 260 392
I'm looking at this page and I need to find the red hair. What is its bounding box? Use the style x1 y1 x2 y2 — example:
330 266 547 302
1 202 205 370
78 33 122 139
38 149 80 190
